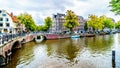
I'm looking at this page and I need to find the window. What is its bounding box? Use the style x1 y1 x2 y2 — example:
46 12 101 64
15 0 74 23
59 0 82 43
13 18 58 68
0 29 2 34
6 18 9 21
4 29 8 33
0 23 3 27
0 18 3 21
2 14 6 16
6 23 10 27
0 10 2 13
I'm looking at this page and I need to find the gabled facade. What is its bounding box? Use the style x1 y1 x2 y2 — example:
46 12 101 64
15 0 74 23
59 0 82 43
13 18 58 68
0 10 13 34
0 10 25 34
51 13 67 33
51 13 86 34
77 16 86 33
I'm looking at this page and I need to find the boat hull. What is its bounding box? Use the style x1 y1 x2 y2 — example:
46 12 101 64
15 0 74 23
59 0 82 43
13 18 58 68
71 35 80 38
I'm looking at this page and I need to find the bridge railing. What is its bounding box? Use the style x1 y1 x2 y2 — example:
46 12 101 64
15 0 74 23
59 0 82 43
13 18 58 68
0 33 28 47
0 32 36 47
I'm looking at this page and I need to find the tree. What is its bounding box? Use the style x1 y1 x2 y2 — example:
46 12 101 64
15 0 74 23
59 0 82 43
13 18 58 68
87 14 104 31
103 18 114 29
84 22 88 31
100 15 114 29
63 10 80 33
36 25 43 31
36 25 48 31
36 17 53 32
43 17 53 31
109 0 120 14
87 15 114 32
115 21 120 29
17 13 37 31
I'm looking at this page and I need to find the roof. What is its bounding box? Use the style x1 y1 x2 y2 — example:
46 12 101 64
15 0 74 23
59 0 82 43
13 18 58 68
7 13 19 23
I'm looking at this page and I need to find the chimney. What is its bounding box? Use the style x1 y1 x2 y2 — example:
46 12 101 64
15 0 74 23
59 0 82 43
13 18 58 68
11 12 13 16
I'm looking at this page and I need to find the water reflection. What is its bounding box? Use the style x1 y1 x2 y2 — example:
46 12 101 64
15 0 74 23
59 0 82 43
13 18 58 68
86 35 113 54
3 34 120 68
4 42 36 68
115 34 120 68
45 35 114 64
45 39 82 62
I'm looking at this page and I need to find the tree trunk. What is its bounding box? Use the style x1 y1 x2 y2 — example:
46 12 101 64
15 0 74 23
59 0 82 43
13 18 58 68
70 28 73 34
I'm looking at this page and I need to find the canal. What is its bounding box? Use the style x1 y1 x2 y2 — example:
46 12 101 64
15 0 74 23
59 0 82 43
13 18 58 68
3 34 120 68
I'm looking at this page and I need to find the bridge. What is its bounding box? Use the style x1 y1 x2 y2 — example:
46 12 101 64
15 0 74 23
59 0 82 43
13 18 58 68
0 33 71 66
0 33 35 65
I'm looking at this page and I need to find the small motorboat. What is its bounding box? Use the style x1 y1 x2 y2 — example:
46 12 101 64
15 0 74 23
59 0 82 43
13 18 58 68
71 35 80 38
85 34 95 37
35 35 44 43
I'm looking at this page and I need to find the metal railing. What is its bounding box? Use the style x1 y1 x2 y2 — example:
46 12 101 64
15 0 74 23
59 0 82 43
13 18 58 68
0 32 27 47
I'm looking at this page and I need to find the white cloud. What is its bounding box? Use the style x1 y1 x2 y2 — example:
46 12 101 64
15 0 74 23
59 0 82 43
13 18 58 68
0 0 120 25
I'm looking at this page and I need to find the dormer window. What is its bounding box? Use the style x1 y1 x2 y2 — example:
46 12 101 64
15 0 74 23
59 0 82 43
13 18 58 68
0 18 3 21
2 14 6 16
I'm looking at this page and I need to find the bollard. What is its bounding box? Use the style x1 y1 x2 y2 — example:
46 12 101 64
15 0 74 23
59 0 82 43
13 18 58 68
112 50 115 68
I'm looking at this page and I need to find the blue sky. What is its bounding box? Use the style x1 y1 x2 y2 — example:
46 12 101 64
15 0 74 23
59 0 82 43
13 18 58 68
0 0 120 25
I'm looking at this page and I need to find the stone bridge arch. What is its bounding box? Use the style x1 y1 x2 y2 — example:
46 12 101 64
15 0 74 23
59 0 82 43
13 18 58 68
42 35 47 40
11 40 21 52
0 55 5 66
0 40 22 66
34 34 46 40
0 34 35 66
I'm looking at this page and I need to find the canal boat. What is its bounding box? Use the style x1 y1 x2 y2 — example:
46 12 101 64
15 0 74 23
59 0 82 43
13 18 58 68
85 34 95 37
71 35 80 38
35 35 44 43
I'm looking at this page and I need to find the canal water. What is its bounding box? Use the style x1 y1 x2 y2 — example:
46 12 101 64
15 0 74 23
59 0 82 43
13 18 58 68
3 34 120 68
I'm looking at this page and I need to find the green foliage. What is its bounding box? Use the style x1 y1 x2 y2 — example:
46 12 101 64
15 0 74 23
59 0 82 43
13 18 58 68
35 17 53 32
103 18 114 29
44 17 53 27
41 17 53 31
37 26 43 31
37 25 48 31
63 10 80 31
115 21 120 29
109 0 120 14
84 22 88 31
43 17 53 31
100 15 114 29
87 14 104 30
17 13 37 31
87 15 114 31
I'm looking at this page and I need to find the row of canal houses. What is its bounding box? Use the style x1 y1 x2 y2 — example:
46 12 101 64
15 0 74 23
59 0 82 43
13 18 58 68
50 13 86 34
0 10 115 35
0 10 25 35
0 10 86 35
50 13 116 34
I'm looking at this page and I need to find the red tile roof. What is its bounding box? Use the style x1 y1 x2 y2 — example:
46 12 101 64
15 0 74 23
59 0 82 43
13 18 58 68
7 13 19 23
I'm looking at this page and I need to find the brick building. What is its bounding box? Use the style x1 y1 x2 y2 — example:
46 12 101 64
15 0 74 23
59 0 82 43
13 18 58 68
51 13 86 34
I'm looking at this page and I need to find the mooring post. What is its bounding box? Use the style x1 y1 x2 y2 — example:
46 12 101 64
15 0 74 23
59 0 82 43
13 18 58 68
112 50 115 68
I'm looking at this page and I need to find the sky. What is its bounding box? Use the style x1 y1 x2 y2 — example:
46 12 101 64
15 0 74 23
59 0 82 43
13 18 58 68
0 0 120 25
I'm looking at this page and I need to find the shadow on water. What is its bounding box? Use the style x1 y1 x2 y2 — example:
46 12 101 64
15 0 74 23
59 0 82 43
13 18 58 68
3 42 36 68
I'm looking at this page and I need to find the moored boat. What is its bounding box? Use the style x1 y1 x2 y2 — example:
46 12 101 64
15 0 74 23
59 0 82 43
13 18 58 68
85 34 95 37
71 35 80 38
